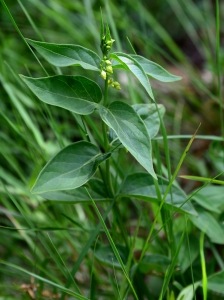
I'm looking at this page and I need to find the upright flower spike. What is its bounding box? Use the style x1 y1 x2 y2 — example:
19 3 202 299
99 22 121 89
100 23 115 58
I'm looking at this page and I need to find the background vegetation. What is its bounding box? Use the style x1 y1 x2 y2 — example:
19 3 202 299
0 0 224 299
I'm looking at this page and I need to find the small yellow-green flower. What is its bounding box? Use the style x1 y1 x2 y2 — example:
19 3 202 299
106 65 113 74
100 70 107 80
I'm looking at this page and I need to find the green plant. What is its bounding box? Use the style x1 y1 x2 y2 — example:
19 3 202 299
17 14 196 298
1 1 224 299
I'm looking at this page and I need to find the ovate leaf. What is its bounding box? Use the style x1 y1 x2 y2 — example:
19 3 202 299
100 101 156 178
176 282 200 300
31 141 110 194
40 179 111 203
130 55 182 82
192 185 224 213
176 233 199 273
118 173 197 215
20 75 102 115
207 270 224 294
110 52 154 100
95 245 128 269
133 104 165 138
189 209 224 244
139 254 170 274
27 39 101 71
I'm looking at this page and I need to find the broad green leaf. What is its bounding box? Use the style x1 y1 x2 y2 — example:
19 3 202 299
27 39 101 71
94 245 128 269
189 209 224 244
177 282 200 300
100 101 156 178
130 55 182 82
31 141 110 194
20 75 102 115
197 186 224 211
207 270 224 294
110 52 154 100
108 103 165 147
139 254 170 274
118 173 197 215
176 233 199 273
192 185 224 213
132 104 165 138
209 141 224 173
40 179 111 203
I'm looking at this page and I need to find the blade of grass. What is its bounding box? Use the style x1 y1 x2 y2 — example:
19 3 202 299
151 171 224 244
60 199 115 300
215 0 224 156
89 235 99 299
159 228 185 299
0 0 48 75
186 217 196 300
200 232 207 300
139 125 200 265
0 261 89 300
46 233 81 294
17 0 44 41
179 175 224 185
85 188 139 300
119 210 143 299
154 135 224 141
1 181 76 281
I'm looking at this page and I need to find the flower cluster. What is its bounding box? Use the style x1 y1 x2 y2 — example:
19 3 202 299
100 35 115 57
100 35 121 90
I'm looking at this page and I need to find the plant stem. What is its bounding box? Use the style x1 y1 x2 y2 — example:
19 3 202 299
102 77 114 197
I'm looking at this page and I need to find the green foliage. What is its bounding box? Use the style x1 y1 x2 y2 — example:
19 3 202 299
26 39 101 70
1 0 224 299
100 101 156 178
31 141 110 194
20 75 102 114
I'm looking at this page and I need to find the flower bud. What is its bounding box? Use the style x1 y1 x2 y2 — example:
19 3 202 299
105 60 112 65
100 70 107 80
108 78 113 85
106 39 115 45
113 81 121 90
106 65 113 74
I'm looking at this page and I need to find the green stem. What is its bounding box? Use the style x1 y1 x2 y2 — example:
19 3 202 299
102 77 114 197
215 0 224 165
